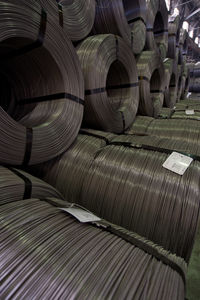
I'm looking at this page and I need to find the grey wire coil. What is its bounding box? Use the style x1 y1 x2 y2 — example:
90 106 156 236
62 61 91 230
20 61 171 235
0 166 62 206
137 51 165 116
163 58 177 108
0 0 84 166
145 0 168 59
167 15 180 59
30 129 116 203
29 128 200 262
126 115 200 155
57 0 96 41
77 34 139 133
0 197 186 299
92 0 147 55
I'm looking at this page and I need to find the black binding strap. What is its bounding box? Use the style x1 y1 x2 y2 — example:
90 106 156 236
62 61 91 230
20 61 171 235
115 35 119 59
79 130 110 144
128 16 146 26
147 27 153 32
18 92 84 106
120 111 126 132
23 128 33 166
150 89 164 93
85 83 139 96
58 4 64 27
7 167 32 199
1 9 47 60
154 29 168 35
108 141 200 162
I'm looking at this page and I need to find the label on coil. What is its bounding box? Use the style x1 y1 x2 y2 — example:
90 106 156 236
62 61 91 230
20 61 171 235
60 207 101 223
162 152 193 175
185 109 195 115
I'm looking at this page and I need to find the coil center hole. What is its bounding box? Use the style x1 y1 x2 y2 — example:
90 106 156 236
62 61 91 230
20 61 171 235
106 60 130 110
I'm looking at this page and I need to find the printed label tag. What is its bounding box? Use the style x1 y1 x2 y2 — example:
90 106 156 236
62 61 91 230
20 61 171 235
162 152 193 175
60 207 101 223
185 109 195 115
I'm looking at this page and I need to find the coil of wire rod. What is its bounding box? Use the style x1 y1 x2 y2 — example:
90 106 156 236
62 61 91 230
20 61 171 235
151 92 164 117
145 0 168 59
180 28 189 56
126 116 200 155
75 134 200 262
163 58 178 108
77 34 139 133
92 0 147 55
0 197 186 299
56 0 96 42
167 15 180 59
0 1 84 166
29 129 116 203
0 166 62 206
137 51 165 116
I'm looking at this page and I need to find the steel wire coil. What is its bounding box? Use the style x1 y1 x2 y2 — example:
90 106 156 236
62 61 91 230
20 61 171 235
126 116 200 155
0 197 186 300
77 34 139 133
56 0 96 42
30 129 116 203
137 51 165 116
29 129 200 261
145 0 168 59
163 58 177 108
167 15 180 59
0 166 62 206
92 0 147 55
0 0 84 166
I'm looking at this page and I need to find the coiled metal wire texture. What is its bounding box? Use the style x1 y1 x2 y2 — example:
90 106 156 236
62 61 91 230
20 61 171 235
0 0 84 166
0 197 186 299
77 34 139 133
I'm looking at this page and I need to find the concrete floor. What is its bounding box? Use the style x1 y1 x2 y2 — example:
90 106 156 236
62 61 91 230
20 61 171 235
187 224 200 299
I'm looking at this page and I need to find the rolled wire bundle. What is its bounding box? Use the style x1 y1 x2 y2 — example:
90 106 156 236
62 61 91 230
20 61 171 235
57 0 96 42
163 58 178 108
36 0 96 42
145 0 168 59
29 129 116 203
76 134 200 262
0 198 186 300
126 116 200 155
137 51 165 116
92 0 147 55
77 34 139 133
167 15 180 59
0 166 62 206
0 0 84 166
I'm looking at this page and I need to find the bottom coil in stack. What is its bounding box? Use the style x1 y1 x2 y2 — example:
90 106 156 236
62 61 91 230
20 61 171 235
0 198 186 300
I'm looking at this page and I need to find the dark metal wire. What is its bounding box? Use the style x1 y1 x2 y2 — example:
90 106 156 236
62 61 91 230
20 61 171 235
0 198 186 299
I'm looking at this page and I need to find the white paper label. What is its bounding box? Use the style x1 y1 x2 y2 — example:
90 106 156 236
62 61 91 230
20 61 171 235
60 207 101 223
162 152 193 175
187 92 191 98
185 109 195 115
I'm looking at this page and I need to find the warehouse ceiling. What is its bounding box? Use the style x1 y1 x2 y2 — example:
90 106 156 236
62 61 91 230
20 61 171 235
171 0 200 33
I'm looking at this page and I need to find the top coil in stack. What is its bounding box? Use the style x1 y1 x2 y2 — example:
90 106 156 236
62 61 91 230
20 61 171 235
77 34 139 133
0 0 84 166
145 0 168 59
92 0 147 55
